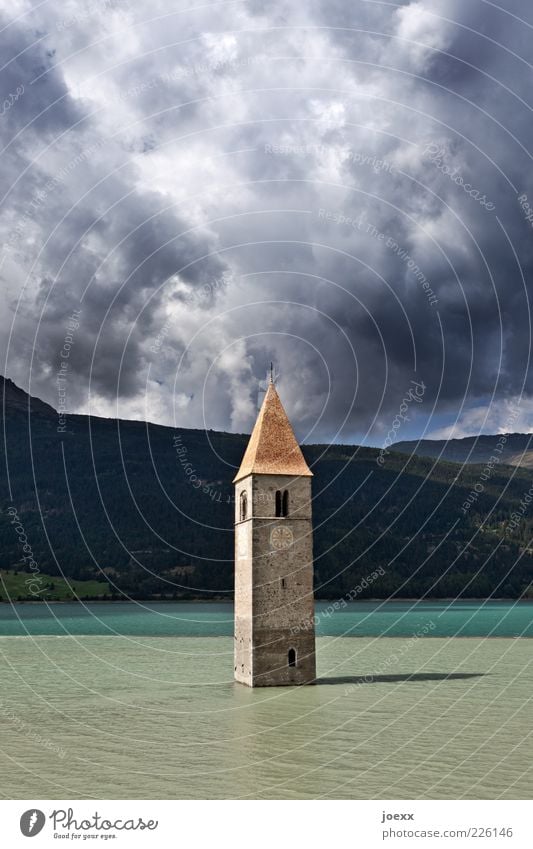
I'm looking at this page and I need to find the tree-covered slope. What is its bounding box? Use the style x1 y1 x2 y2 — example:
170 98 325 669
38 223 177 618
1 377 532 599
394 433 533 468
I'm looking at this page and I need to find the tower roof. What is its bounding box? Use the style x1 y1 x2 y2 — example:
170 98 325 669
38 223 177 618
233 383 313 483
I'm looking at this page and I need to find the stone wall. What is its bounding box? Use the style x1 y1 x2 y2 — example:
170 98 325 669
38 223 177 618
234 473 316 686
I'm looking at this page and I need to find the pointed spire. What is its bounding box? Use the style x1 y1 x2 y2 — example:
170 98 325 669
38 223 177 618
233 382 312 483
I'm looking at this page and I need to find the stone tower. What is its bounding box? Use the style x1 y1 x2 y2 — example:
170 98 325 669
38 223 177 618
233 377 316 686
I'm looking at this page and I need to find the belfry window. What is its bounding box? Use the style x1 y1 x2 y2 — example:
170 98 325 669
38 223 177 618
240 491 248 521
275 490 289 517
288 648 297 668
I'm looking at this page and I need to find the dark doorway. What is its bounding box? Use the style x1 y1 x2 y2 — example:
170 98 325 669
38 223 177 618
288 648 297 667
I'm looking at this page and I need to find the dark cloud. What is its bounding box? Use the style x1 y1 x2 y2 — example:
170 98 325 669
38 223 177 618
1 0 533 440
0 19 82 135
33 182 227 401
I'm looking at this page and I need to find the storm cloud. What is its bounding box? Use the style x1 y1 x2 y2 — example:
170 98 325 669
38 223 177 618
1 0 533 443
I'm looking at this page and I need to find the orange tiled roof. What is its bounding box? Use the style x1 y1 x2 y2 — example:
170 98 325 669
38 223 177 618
233 383 312 483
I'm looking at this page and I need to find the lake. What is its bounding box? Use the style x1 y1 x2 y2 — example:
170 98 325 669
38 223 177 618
0 599 532 637
0 601 531 799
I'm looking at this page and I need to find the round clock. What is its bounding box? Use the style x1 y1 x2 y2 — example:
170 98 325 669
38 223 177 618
270 526 294 550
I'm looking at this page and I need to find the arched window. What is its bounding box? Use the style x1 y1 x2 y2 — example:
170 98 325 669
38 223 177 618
288 648 297 668
275 490 289 517
240 491 248 521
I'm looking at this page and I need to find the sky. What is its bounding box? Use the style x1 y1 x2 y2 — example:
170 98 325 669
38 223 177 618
1 0 533 446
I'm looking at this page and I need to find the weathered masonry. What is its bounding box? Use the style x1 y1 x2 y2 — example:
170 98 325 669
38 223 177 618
233 377 316 686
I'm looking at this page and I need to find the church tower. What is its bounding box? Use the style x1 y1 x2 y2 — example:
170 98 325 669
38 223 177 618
233 374 316 686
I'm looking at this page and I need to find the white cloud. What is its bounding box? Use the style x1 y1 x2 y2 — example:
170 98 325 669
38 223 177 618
428 397 533 440
1 0 532 441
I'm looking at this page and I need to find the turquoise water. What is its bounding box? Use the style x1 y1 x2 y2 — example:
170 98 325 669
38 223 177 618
0 636 531 799
1 601 532 799
0 600 531 636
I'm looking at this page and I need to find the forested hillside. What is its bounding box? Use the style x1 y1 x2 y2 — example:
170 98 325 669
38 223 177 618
394 433 533 468
2 377 532 600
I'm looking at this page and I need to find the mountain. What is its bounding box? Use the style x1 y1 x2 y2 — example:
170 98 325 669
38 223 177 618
393 433 533 468
0 376 56 418
1 377 533 600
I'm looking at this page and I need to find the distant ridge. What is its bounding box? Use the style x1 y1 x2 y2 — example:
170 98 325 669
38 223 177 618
1 374 533 600
393 433 533 468
1 375 56 419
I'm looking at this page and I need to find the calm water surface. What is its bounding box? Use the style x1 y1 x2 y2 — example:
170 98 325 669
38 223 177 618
0 602 531 799
0 600 532 636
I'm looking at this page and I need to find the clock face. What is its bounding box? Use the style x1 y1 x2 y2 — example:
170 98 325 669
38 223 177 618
270 526 294 550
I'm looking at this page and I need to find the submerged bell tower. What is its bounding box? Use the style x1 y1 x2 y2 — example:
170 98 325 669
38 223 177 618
233 372 316 686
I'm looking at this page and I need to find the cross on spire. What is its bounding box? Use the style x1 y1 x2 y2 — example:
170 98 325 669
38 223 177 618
267 362 279 385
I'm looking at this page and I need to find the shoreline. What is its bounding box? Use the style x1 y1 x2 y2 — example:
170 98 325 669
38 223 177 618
0 633 533 640
1 596 532 605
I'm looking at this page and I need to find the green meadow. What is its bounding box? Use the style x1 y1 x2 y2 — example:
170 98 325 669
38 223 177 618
0 569 110 602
